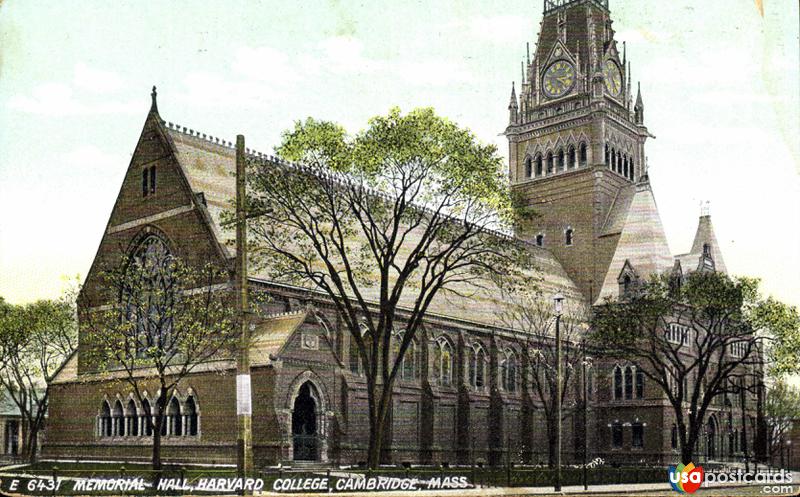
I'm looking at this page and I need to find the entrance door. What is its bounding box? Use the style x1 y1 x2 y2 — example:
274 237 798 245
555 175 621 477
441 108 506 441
292 382 318 461
5 420 19 455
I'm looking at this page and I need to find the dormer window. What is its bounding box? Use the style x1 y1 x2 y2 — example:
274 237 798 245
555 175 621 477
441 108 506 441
618 260 638 298
535 233 544 247
565 227 574 246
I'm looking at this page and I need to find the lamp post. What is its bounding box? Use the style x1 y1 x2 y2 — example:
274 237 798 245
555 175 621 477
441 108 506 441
582 347 593 491
553 292 565 492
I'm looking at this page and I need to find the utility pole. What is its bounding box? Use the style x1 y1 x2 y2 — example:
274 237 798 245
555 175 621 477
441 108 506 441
553 293 564 493
236 135 253 477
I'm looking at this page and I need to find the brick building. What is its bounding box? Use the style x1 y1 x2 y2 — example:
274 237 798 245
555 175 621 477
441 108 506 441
42 0 759 467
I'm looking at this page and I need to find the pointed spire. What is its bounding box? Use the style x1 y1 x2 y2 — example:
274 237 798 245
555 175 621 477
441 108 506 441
526 42 530 66
508 82 518 124
521 61 525 84
634 82 645 124
622 41 627 67
150 85 159 114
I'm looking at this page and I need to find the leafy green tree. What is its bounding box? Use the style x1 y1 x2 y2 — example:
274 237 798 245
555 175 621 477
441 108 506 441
590 271 788 464
81 246 239 470
765 380 800 466
245 108 534 467
0 289 78 463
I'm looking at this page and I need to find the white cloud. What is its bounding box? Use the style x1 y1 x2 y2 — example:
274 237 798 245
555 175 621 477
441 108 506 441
8 81 139 116
444 15 529 45
232 46 303 83
73 63 124 93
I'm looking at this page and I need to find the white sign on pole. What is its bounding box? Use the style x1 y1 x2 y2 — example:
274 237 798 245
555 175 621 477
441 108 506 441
236 374 252 415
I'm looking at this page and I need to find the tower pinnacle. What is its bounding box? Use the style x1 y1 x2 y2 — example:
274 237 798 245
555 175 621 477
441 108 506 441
634 82 644 124
508 82 519 124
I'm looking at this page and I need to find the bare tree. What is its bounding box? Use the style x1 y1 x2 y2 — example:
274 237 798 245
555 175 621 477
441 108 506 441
0 290 78 463
501 290 587 467
591 271 776 464
81 238 240 470
245 109 534 467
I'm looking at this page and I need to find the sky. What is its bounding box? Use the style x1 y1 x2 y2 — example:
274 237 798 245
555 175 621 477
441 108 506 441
0 0 798 308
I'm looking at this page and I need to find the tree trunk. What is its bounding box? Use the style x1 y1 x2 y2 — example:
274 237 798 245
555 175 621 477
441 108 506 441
25 425 39 464
681 444 694 466
152 386 168 471
366 382 394 469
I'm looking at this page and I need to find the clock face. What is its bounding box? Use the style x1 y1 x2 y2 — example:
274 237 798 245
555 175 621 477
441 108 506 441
542 60 576 98
603 60 623 97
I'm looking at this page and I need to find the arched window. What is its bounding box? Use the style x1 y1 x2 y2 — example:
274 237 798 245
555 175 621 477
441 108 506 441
671 424 679 449
565 228 574 246
142 168 149 197
393 331 419 381
535 155 543 177
617 155 623 174
535 233 544 247
557 149 565 172
546 152 554 174
186 396 199 436
632 422 644 448
433 337 453 386
501 351 518 393
624 366 634 400
568 146 576 169
126 399 139 437
113 400 124 437
629 158 635 180
149 165 156 194
612 421 623 448
168 397 182 436
613 366 623 400
141 398 153 436
100 401 112 437
524 157 533 178
349 324 371 375
610 149 616 170
623 275 632 296
579 143 588 167
469 344 487 389
126 235 174 354
635 368 645 399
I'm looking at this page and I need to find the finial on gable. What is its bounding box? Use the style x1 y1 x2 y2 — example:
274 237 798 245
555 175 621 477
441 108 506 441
150 85 159 114
700 200 711 217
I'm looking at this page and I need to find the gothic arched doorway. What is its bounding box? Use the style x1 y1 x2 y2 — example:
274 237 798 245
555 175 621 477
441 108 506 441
292 382 318 461
707 417 717 460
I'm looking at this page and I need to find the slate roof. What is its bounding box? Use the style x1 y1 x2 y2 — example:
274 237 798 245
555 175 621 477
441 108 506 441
250 310 308 366
596 177 674 303
0 391 21 417
601 183 636 236
160 119 585 330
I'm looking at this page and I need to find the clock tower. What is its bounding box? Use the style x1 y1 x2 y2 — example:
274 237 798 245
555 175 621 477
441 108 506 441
506 0 651 303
